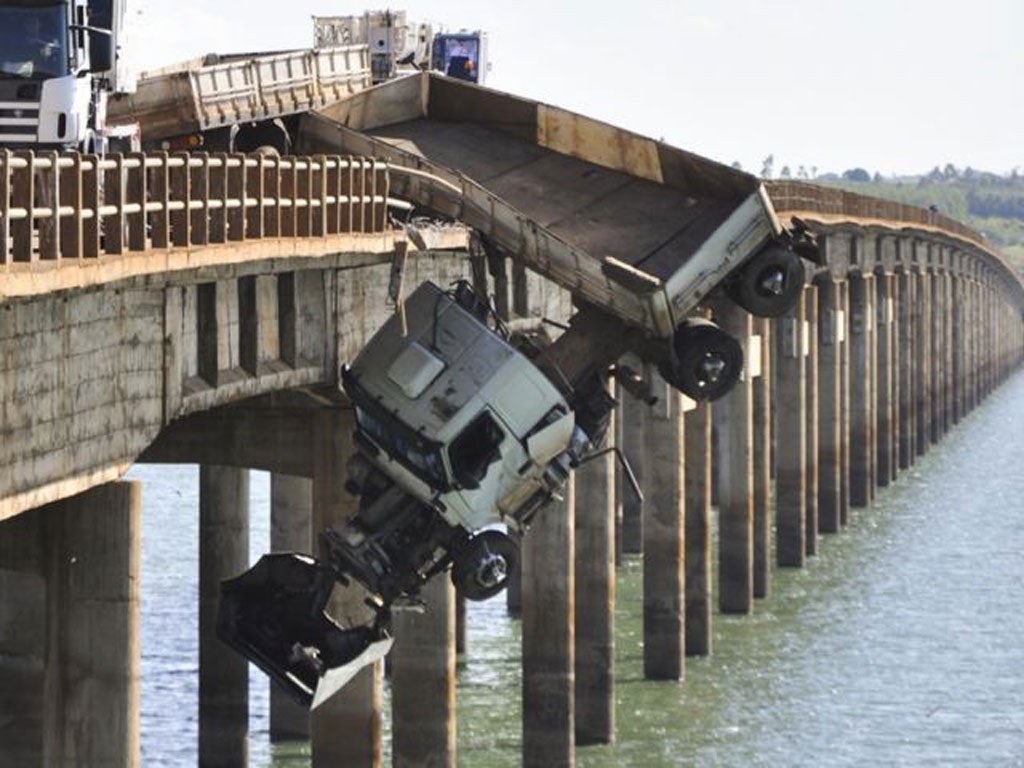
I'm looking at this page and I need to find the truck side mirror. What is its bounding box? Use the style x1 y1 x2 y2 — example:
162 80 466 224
89 33 113 73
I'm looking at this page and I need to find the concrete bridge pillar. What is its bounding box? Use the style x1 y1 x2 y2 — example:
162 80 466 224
619 392 647 555
575 411 615 742
311 410 384 768
915 267 933 455
775 291 807 567
269 474 312 742
522 477 575 768
751 317 772 595
929 267 944 444
888 272 902 482
0 483 143 768
47 482 142 768
0 511 45 767
642 384 685 680
815 277 842 533
874 273 895 488
391 575 457 768
848 272 875 508
713 301 754 614
684 401 713 657
199 466 250 768
940 269 955 433
896 270 916 471
506 530 523 617
804 285 820 556
838 279 852 526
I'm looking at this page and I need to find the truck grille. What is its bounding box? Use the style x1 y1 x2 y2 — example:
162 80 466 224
0 101 40 144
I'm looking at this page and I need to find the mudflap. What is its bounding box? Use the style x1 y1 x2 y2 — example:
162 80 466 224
217 553 391 709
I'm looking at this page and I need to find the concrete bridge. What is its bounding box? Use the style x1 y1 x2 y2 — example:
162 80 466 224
1 74 1023 767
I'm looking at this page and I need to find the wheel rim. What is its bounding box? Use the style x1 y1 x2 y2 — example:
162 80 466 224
474 550 508 590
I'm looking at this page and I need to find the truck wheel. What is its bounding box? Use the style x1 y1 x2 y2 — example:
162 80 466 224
451 530 518 601
727 244 805 318
661 318 743 402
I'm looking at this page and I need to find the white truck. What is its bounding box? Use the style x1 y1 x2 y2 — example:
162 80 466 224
0 0 131 151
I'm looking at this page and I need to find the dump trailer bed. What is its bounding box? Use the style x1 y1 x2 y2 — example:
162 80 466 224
108 45 372 143
297 73 785 337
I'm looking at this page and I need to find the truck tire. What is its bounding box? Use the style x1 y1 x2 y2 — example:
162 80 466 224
726 244 805 318
660 318 743 402
451 530 518 601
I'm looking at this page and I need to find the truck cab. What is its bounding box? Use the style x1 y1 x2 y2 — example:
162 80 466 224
0 0 126 150
332 280 585 604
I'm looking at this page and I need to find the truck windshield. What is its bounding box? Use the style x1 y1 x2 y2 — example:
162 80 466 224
355 406 448 490
0 4 69 79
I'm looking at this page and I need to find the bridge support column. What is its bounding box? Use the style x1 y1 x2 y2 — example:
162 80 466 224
889 273 901 480
506 530 523 617
47 482 142 768
199 466 250 768
522 477 575 768
685 401 713 656
849 273 875 507
930 267 944 444
642 385 685 680
269 474 312 742
776 292 807 566
816 278 842 533
752 318 772 595
0 511 45 767
875 273 894 488
714 302 754 614
838 279 852 526
937 272 954 434
2 484 142 768
575 411 615 742
915 267 933 455
391 575 457 768
311 410 384 768
619 392 646 555
897 270 915 471
950 272 964 425
804 285 820 555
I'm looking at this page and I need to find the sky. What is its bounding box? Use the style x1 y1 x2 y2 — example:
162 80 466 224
129 0 1022 178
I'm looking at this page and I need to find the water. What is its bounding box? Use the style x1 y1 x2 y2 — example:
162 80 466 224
132 370 1024 767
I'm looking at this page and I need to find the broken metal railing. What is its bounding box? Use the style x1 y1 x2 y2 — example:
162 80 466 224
0 150 415 266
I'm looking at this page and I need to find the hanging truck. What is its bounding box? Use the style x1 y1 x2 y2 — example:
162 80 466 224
217 71 821 708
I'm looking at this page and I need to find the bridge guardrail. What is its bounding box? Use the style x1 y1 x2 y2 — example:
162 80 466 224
0 151 410 267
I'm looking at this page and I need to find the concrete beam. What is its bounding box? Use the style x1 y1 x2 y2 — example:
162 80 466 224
849 273 874 508
199 466 250 768
391 576 457 768
269 474 312 743
642 386 685 680
714 301 754 614
44 482 142 767
804 285 820 556
751 318 772 596
816 278 842 534
310 409 384 768
522 478 575 768
775 294 807 566
684 402 712 656
575 416 615 742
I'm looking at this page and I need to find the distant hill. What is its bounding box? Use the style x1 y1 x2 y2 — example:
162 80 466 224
775 167 1024 273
